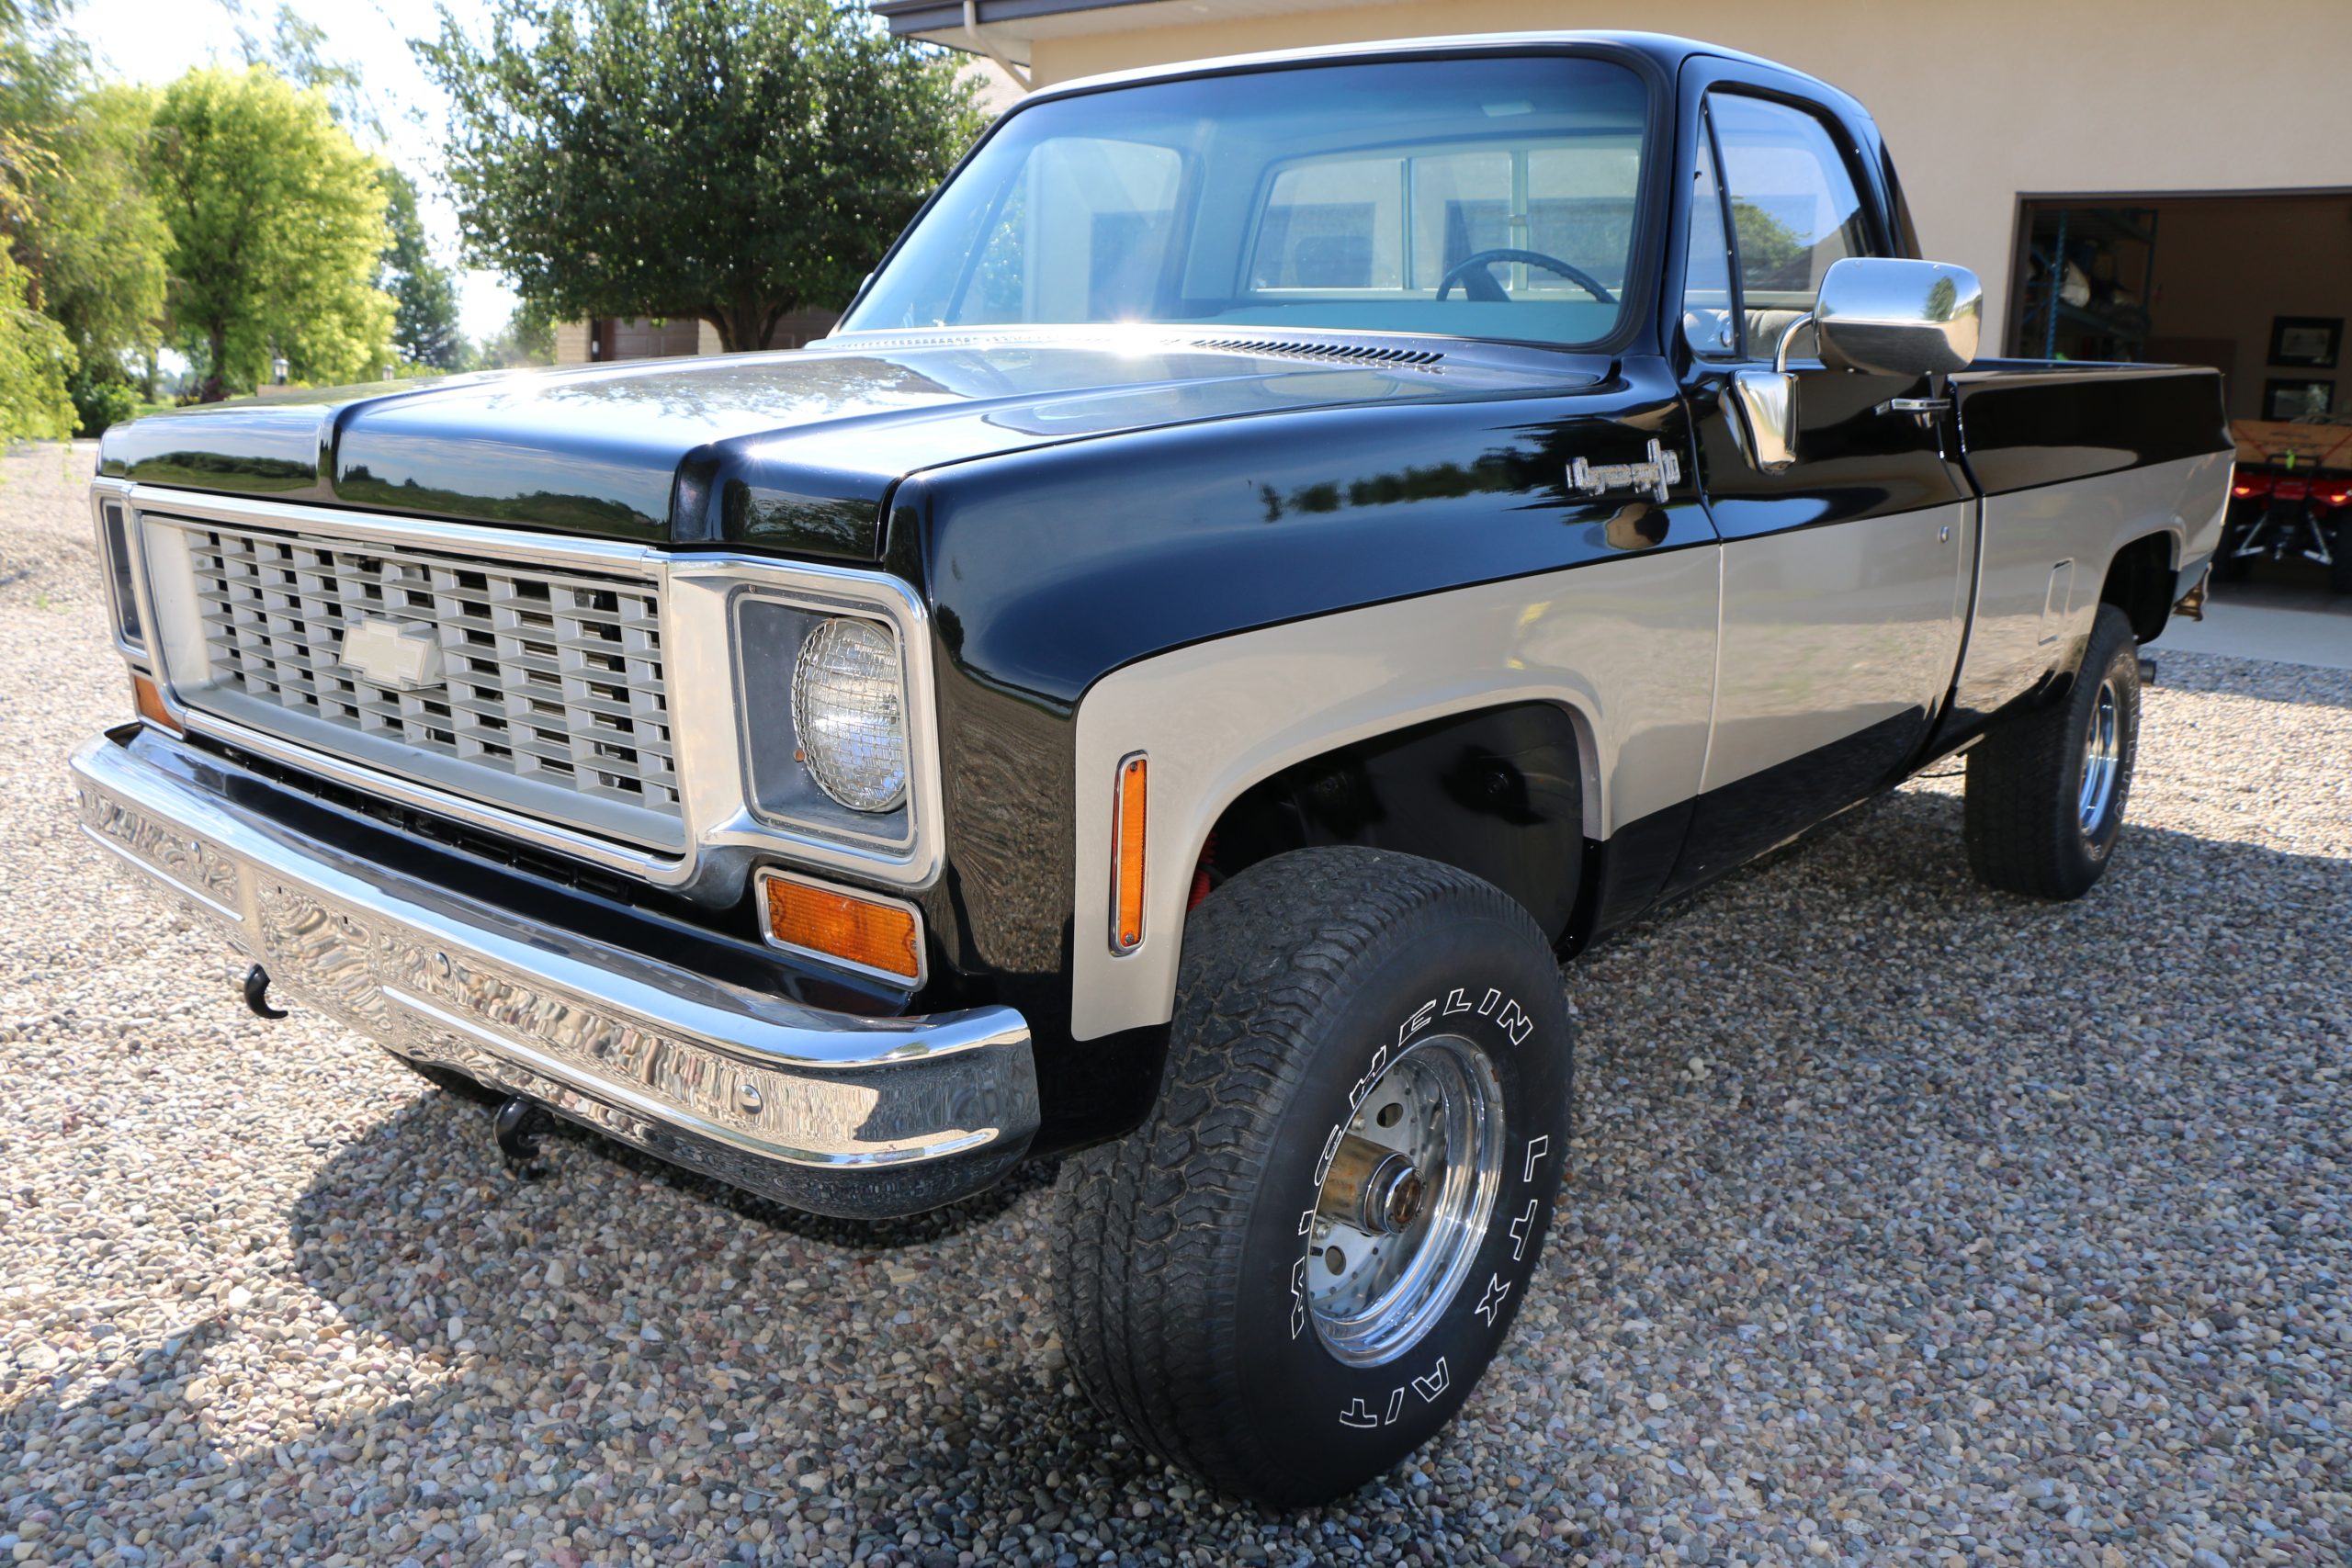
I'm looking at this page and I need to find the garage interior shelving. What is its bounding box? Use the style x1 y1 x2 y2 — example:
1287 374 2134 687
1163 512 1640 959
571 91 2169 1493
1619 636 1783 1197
2014 204 2159 361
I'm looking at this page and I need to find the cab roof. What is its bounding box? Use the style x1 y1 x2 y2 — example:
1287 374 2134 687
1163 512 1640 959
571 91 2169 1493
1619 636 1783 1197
1025 30 1830 106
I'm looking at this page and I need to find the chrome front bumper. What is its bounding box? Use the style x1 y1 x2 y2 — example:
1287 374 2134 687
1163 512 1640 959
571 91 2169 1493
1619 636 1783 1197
67 730 1039 1218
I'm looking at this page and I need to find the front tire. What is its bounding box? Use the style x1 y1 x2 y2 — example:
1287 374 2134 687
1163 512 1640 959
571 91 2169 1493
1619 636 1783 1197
1050 847 1572 1506
1963 602 2142 899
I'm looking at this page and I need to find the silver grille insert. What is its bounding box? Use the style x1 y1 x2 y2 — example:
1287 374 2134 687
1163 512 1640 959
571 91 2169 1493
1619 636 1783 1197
160 515 681 849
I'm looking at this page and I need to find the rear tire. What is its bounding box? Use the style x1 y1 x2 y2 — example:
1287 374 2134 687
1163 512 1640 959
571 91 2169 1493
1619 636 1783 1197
1963 602 2142 899
1050 847 1571 1506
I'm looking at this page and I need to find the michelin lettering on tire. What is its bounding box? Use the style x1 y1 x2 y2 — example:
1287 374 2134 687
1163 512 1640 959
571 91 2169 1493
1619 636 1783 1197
1304 986 1555 1431
1051 846 1576 1505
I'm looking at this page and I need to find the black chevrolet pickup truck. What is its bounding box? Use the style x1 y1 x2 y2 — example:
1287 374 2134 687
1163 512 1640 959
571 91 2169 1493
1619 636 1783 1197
73 32 2228 1503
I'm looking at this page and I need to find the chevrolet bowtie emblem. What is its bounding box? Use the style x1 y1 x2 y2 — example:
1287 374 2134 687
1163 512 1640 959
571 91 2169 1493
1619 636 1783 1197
1567 438 1682 505
339 617 446 692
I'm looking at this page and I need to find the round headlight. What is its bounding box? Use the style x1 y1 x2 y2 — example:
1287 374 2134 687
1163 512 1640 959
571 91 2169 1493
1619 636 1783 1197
791 616 908 813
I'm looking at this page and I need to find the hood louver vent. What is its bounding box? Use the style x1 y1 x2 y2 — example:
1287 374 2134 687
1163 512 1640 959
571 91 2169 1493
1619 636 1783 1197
1194 338 1446 367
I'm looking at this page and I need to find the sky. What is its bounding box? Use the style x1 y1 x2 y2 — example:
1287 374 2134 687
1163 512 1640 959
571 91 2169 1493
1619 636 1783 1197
73 0 523 344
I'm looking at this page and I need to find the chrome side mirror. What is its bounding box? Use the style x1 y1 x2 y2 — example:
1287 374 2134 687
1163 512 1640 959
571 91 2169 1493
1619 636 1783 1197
1728 256 1983 473
1814 256 1981 377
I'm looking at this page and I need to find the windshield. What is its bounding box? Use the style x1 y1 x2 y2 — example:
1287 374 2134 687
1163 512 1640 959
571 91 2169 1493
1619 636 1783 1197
841 56 1652 347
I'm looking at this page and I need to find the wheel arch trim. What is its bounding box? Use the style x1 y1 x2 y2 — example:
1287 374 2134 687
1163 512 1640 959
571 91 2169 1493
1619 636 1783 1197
1069 550 1718 1041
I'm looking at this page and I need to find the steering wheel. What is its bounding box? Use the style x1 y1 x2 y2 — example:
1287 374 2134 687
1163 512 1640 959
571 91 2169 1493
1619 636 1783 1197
1434 248 1616 305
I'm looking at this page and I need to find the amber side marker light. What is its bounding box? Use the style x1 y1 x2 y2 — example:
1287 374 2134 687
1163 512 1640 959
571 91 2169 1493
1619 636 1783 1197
757 869 923 985
131 671 182 735
1110 751 1148 954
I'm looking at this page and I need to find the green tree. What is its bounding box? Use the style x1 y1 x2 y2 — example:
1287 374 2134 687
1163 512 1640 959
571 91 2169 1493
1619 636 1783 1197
473 302 553 368
379 165 464 367
1729 200 1811 295
0 0 84 139
418 0 985 352
235 2 381 140
232 9 463 373
148 65 394 399
0 130 76 439
18 84 168 373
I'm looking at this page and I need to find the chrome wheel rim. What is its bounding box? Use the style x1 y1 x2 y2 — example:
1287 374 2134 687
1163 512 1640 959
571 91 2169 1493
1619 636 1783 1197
2077 676 2121 835
1308 1034 1506 1367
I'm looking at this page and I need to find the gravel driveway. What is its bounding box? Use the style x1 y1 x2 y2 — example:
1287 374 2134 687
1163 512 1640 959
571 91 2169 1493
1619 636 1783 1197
3 442 2346 1566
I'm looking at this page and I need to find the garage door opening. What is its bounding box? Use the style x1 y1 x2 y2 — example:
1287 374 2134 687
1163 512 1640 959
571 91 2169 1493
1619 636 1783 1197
2010 188 2352 606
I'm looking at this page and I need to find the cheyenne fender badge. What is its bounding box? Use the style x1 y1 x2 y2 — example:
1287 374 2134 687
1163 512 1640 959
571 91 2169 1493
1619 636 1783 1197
1568 438 1683 506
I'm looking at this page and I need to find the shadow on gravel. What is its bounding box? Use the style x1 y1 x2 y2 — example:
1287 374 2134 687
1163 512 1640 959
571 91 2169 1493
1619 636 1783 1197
509 1105 1060 1250
161 783 2344 1557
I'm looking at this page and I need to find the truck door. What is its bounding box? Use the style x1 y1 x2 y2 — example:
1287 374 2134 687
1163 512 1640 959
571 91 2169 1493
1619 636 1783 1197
1668 77 1975 889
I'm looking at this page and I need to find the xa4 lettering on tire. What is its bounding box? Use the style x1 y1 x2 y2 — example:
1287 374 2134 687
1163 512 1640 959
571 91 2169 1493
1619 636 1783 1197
1339 1387 1406 1429
1508 1198 1539 1261
1337 1358 1453 1429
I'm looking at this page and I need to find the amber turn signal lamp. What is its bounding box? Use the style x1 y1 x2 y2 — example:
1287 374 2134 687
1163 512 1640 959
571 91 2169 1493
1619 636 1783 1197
1110 752 1148 954
131 671 181 734
757 870 922 984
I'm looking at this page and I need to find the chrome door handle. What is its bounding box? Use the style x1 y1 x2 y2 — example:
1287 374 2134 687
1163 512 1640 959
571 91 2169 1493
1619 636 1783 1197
1879 396 1952 416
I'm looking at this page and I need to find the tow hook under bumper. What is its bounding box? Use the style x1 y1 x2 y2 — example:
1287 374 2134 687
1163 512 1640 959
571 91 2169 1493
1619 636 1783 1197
242 963 288 1020
493 1096 557 1180
71 727 1042 1220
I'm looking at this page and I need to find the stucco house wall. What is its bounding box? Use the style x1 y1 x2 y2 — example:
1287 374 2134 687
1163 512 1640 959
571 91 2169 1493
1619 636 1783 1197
912 0 2352 350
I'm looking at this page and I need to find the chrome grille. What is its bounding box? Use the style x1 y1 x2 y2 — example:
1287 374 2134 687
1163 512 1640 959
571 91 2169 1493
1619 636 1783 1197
162 516 680 845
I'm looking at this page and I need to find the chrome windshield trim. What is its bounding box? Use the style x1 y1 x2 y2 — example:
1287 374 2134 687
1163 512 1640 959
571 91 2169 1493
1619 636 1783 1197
120 485 943 903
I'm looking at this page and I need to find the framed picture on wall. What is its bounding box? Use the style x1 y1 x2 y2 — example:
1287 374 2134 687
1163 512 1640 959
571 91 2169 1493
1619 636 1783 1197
2268 316 2342 368
2263 378 2335 423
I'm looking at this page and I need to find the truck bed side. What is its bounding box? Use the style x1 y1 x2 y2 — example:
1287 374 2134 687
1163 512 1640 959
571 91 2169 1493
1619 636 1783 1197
1946 364 2232 728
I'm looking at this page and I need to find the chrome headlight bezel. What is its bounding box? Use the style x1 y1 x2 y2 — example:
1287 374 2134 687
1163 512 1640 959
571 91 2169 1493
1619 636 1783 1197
92 488 148 661
719 571 931 868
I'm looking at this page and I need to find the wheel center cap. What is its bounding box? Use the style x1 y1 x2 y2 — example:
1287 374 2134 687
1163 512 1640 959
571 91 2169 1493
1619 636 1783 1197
1318 1132 1426 1236
1380 1166 1427 1231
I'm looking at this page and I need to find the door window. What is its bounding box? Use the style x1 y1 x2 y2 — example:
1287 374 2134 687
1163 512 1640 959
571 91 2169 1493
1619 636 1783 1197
1705 94 1877 357
1679 111 1739 359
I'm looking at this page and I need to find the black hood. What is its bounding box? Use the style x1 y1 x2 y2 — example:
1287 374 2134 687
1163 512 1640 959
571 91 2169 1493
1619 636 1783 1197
97 332 1595 560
